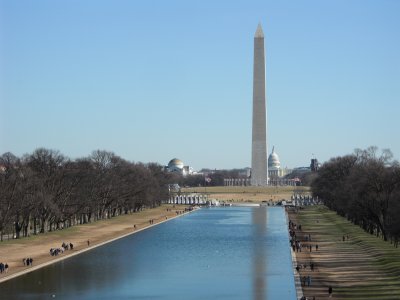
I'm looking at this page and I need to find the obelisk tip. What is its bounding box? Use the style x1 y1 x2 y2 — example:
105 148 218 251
255 23 264 38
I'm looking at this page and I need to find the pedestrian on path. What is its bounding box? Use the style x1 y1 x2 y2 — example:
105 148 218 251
307 275 311 286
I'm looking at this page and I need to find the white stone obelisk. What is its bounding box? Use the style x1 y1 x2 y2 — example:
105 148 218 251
251 23 268 186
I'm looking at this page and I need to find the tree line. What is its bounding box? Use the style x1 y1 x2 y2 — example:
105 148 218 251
0 148 174 241
311 147 400 246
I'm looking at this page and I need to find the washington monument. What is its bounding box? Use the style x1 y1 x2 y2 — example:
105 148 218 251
251 23 268 186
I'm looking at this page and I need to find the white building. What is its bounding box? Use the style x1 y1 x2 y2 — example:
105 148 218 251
267 147 289 178
166 158 193 176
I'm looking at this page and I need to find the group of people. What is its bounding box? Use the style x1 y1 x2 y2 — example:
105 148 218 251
289 220 303 252
289 219 315 287
296 262 315 272
288 215 334 299
50 242 74 256
0 262 9 274
61 242 74 250
301 275 312 287
22 257 33 266
289 222 319 253
300 296 315 300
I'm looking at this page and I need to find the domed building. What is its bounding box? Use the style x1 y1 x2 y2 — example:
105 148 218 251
166 158 193 176
268 147 281 169
268 147 287 178
168 158 184 171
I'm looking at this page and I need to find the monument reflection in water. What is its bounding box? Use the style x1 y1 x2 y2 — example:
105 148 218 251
253 205 267 300
0 207 296 300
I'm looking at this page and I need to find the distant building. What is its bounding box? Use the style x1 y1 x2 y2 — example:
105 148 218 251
310 158 320 172
267 147 290 179
223 150 298 186
290 167 311 176
239 167 251 177
166 158 193 176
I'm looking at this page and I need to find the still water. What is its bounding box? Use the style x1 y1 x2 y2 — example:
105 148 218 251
0 207 296 300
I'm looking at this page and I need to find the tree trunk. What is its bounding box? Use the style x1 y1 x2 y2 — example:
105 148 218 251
15 221 22 239
33 218 37 235
40 218 47 233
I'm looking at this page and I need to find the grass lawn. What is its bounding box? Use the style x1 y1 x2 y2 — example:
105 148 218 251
182 185 310 194
181 185 311 203
295 206 400 299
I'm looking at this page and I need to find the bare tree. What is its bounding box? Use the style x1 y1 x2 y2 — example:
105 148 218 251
312 147 400 244
25 148 68 233
0 148 177 241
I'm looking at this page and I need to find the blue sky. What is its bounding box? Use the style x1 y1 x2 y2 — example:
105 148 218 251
1 0 399 170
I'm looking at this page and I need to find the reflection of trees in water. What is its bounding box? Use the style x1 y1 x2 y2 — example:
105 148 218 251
0 239 138 299
252 207 267 300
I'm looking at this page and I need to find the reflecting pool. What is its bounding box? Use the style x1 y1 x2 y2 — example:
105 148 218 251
0 206 296 299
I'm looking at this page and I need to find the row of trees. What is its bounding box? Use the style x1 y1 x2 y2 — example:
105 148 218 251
311 147 400 246
0 149 173 241
176 169 249 187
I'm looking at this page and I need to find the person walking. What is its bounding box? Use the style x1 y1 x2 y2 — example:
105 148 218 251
328 286 333 297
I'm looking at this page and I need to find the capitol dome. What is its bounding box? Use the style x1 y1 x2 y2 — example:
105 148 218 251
268 147 281 169
168 158 184 170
